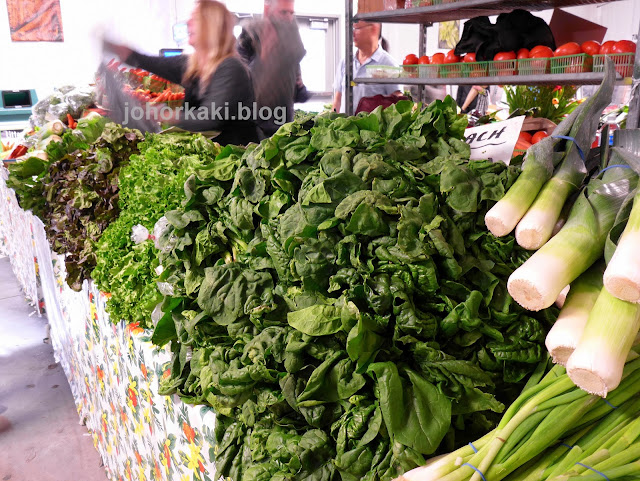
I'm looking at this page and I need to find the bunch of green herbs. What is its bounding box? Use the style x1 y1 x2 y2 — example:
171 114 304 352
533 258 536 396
504 85 579 124
92 132 221 327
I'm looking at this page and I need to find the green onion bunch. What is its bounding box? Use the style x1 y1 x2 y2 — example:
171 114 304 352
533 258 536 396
396 347 640 481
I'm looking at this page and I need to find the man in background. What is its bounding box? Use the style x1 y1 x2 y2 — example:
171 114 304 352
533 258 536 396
238 0 309 136
333 21 402 114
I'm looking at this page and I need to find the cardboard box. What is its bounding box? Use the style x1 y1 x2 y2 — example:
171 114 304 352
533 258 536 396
383 0 404 9
549 8 606 45
357 0 385 13
522 117 557 135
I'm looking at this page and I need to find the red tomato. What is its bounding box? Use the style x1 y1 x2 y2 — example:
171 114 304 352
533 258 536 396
517 48 530 59
600 41 617 55
494 52 516 75
444 49 461 63
555 42 582 57
418 55 430 64
494 51 517 61
403 54 419 65
612 40 637 54
531 131 549 144
430 52 445 64
463 53 476 62
530 45 554 58
518 131 533 143
581 41 601 56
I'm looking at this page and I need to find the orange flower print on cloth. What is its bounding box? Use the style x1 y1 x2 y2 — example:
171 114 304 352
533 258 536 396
120 407 128 425
154 460 162 480
126 321 144 336
101 413 108 434
96 365 105 391
127 387 138 408
127 380 138 409
182 422 196 444
125 459 133 481
163 442 171 470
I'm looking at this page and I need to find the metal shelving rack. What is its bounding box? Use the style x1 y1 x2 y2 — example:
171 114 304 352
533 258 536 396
344 0 640 121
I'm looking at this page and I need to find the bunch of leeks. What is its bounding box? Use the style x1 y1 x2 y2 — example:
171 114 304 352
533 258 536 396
506 124 640 398
485 58 617 250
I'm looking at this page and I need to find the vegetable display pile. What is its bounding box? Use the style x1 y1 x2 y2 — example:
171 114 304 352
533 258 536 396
6 114 109 217
397 346 640 481
485 58 640 402
151 99 556 480
24 123 143 290
92 132 221 327
29 84 95 128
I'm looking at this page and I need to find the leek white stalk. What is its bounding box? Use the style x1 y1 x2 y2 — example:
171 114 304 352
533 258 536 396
487 58 616 239
555 285 570 309
485 153 555 237
567 287 640 397
604 190 640 302
515 59 616 250
508 156 637 311
546 265 604 366
485 111 579 238
515 177 576 250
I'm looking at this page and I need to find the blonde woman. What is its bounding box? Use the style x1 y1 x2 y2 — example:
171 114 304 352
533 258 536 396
104 0 262 145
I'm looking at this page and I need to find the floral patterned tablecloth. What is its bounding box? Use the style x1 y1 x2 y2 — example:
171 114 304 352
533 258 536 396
0 167 42 313
1 168 223 481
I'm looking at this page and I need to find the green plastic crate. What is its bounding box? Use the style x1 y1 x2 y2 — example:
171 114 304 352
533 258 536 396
593 53 635 78
550 54 593 74
365 65 402 79
440 63 465 79
489 59 517 77
404 0 446 6
461 61 489 78
518 57 551 75
418 64 440 78
401 64 420 78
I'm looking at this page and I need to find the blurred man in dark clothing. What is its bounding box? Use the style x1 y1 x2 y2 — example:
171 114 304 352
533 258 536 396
237 0 310 136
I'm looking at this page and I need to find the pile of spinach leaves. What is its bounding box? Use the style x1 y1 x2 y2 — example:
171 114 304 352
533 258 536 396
41 123 143 290
92 132 221 327
152 99 557 480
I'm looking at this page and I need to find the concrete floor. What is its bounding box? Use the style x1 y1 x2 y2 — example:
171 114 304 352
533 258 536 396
0 256 108 481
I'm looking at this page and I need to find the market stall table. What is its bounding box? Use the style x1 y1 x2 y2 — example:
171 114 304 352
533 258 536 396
1 167 223 481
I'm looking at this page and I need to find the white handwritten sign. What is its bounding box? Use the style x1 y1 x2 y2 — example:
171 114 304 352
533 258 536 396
464 116 525 164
